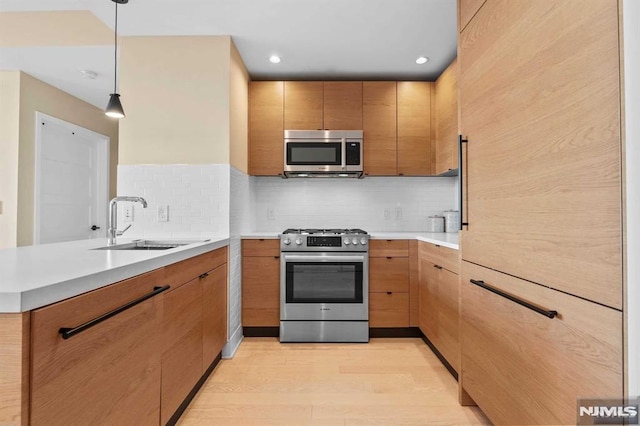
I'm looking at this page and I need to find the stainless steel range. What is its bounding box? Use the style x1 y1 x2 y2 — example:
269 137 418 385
280 228 369 343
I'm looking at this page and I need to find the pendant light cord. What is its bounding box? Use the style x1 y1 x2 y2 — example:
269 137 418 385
113 1 118 94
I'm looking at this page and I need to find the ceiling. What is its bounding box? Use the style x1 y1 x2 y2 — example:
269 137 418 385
0 0 457 109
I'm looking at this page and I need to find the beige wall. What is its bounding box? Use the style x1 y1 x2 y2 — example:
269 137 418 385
0 72 21 249
16 72 118 246
118 36 233 165
230 41 250 173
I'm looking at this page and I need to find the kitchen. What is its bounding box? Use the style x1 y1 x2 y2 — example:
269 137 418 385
0 0 638 425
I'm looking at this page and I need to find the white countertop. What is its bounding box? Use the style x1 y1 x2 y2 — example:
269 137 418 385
0 237 229 313
241 232 459 250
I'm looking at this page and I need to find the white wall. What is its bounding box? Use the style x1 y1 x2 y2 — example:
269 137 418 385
116 164 230 239
623 0 640 399
251 176 458 232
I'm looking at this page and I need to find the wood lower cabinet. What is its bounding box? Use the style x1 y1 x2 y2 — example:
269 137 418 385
461 261 622 425
30 269 166 426
397 82 432 176
202 263 227 371
249 81 284 176
369 240 409 327
242 239 280 327
418 241 460 373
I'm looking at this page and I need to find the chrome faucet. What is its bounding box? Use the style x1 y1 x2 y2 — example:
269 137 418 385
108 196 148 246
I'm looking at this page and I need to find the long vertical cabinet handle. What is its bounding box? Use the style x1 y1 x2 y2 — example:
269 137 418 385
458 135 469 230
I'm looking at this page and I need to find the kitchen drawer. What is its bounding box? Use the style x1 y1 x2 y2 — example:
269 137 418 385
460 261 622 425
369 239 409 257
165 247 227 290
419 241 459 274
242 239 280 257
369 292 409 327
369 257 409 293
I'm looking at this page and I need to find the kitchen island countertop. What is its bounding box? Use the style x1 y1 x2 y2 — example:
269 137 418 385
0 237 229 313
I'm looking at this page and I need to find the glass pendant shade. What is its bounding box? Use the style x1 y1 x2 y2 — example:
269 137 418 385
105 93 125 118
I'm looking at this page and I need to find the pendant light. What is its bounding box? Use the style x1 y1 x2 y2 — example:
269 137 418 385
105 0 128 118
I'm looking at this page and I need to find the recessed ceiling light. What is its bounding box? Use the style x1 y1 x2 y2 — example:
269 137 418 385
79 69 98 79
416 56 429 65
269 55 282 64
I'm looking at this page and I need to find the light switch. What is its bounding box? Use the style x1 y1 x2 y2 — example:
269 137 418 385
157 205 169 222
123 205 133 222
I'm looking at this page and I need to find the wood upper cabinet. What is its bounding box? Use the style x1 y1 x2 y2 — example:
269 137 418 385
363 81 397 175
284 81 323 130
323 81 363 130
459 0 622 309
397 82 432 175
461 261 622 425
458 0 486 33
30 269 165 426
242 239 280 327
249 81 284 176
433 59 458 175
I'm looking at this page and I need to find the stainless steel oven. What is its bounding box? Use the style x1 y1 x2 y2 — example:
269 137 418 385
279 229 369 342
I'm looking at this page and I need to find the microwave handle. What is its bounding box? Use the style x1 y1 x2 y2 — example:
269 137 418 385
341 138 346 169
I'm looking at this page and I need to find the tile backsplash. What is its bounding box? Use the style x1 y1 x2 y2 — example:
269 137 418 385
117 164 230 239
251 175 458 232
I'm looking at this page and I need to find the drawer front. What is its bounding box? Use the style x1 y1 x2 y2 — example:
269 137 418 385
419 241 459 274
369 292 409 327
165 247 227 289
369 257 409 293
461 261 622 425
242 239 280 257
369 239 409 257
242 255 280 326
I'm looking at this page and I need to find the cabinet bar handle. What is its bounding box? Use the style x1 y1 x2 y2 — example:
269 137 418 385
387 292 392 295
433 264 443 269
59 285 170 340
469 279 558 319
199 272 209 279
458 135 469 230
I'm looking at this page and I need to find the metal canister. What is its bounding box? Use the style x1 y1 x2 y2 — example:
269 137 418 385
443 210 460 233
426 216 445 233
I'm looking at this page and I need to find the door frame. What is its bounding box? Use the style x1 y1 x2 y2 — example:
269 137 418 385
33 112 110 244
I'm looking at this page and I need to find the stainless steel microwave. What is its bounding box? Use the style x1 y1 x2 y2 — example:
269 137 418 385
283 130 363 178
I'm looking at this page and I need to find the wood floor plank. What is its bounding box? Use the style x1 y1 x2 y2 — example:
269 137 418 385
178 338 489 425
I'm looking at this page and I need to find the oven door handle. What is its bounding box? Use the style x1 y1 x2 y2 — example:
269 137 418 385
282 254 366 262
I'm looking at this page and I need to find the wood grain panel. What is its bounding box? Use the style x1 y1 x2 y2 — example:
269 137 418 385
284 81 323 130
162 278 203 424
409 240 420 327
202 263 227 372
369 239 409 257
363 81 397 175
397 82 432 175
458 0 486 33
249 81 284 176
242 255 280 326
369 292 409 327
0 313 29 426
369 257 409 293
323 82 363 130
242 239 280 257
434 59 459 175
418 252 436 342
165 248 227 290
459 0 622 308
432 267 460 373
419 242 459 274
31 269 164 426
460 260 622 425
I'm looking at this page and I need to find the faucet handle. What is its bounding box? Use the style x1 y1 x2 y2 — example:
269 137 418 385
117 224 132 236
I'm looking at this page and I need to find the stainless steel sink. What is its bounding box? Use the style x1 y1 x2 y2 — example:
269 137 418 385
93 239 208 250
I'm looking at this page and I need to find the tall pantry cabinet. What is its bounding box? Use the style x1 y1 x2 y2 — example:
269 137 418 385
457 1 624 425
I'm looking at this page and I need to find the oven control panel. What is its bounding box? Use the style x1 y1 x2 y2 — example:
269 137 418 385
280 234 369 252
308 236 342 247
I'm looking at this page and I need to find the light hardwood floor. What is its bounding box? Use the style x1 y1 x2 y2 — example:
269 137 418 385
178 338 489 425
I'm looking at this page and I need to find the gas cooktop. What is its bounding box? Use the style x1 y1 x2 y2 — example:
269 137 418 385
282 228 368 235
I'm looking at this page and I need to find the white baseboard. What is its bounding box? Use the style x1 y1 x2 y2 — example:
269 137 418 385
222 324 243 359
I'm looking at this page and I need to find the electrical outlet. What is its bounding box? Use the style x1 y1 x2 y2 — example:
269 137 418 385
157 205 169 222
267 208 275 220
123 205 133 222
384 208 390 220
394 207 403 220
